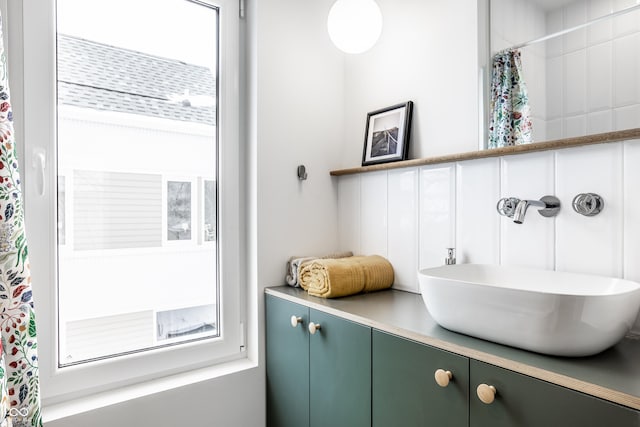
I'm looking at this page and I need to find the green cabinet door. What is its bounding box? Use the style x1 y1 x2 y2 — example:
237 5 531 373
372 330 469 427
309 309 371 427
470 360 640 427
266 295 310 427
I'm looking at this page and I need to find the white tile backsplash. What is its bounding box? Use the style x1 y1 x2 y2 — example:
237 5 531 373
418 165 455 270
500 152 555 269
555 143 623 277
623 139 640 332
624 140 640 284
360 172 388 257
388 169 419 292
456 158 500 265
336 139 640 333
337 174 361 254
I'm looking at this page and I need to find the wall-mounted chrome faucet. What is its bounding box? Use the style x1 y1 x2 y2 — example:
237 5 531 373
497 195 561 224
445 248 456 265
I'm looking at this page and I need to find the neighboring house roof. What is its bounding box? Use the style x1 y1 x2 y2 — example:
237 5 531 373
57 34 216 126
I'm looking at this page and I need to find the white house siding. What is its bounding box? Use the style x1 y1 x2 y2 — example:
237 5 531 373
57 105 217 363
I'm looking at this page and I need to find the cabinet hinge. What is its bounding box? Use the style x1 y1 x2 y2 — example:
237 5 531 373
239 0 245 19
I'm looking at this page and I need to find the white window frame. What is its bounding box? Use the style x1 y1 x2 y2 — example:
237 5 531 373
14 0 243 405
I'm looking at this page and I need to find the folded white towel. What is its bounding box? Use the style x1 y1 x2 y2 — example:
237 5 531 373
285 256 315 287
285 252 353 287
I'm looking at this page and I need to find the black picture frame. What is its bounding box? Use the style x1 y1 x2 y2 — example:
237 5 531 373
361 101 413 166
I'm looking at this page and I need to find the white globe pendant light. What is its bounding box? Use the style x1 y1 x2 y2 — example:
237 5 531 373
327 0 383 54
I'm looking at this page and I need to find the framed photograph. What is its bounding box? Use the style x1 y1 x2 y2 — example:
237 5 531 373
362 101 413 166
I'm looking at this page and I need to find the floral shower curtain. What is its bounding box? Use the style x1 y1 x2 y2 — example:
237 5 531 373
0 13 42 427
488 49 533 149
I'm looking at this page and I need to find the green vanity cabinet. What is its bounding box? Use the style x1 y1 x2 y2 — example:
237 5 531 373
266 295 310 427
372 330 469 427
266 295 372 427
267 290 640 427
309 309 371 427
470 360 640 427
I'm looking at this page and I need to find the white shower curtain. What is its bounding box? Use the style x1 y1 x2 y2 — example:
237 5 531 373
488 49 533 149
0 13 42 427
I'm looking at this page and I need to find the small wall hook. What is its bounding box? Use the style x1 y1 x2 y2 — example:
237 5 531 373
297 165 308 180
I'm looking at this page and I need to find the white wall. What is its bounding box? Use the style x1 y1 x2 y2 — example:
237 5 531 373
46 367 264 427
340 0 480 166
255 0 345 285
337 139 640 333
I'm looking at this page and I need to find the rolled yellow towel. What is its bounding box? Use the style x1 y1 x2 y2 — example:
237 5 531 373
299 255 394 298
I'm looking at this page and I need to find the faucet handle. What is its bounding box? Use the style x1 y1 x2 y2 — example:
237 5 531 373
572 193 603 216
497 197 520 218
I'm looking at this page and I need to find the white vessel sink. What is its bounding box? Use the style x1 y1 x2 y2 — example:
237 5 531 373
418 264 640 357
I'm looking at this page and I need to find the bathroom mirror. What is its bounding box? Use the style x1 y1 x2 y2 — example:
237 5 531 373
485 0 640 149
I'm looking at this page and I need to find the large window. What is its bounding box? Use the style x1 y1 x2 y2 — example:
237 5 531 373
20 0 242 403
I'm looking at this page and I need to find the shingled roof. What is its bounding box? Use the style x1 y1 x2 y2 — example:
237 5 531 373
57 34 216 126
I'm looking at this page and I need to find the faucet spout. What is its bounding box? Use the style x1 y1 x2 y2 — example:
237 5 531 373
513 199 545 224
512 195 561 224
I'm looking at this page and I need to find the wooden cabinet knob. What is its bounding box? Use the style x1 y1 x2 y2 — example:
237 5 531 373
290 315 303 328
434 369 453 387
477 384 497 404
308 322 321 334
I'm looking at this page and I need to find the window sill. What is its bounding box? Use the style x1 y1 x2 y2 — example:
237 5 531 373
42 356 257 423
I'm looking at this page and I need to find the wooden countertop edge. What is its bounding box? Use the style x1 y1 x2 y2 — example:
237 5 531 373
330 128 640 176
265 288 640 411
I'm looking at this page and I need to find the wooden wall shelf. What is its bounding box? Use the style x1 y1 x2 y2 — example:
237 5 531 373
329 128 640 177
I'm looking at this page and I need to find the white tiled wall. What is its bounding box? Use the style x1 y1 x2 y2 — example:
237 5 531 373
359 172 388 257
388 169 418 292
336 140 640 332
456 159 500 265
555 144 624 276
624 140 640 282
545 0 640 139
491 0 640 141
418 165 455 273
500 152 555 269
